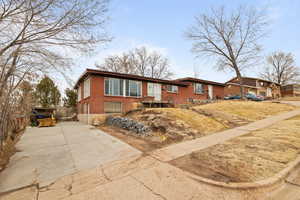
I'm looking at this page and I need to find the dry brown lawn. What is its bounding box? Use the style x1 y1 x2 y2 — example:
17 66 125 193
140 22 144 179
144 108 227 134
279 96 300 101
171 115 300 183
194 101 295 121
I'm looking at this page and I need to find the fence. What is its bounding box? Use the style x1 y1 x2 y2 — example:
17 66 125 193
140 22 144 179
0 115 27 170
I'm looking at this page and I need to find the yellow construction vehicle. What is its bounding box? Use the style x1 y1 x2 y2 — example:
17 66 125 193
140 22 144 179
31 108 56 127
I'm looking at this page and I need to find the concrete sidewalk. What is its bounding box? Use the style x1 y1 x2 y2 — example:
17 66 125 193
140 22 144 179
1 154 274 200
150 109 300 162
0 122 141 193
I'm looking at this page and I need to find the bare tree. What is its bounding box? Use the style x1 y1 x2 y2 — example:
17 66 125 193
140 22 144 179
97 46 174 79
185 6 268 97
0 0 110 153
97 53 137 74
260 51 300 85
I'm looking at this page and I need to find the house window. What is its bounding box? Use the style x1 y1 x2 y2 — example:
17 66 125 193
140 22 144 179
105 78 141 97
167 85 178 93
194 83 203 94
148 83 155 96
104 102 122 113
125 80 142 97
83 78 90 98
77 86 82 101
105 78 124 96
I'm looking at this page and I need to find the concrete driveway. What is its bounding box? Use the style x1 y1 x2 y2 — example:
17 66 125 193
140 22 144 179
0 122 141 193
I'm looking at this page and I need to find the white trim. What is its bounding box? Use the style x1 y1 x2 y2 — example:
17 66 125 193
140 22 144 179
83 78 91 98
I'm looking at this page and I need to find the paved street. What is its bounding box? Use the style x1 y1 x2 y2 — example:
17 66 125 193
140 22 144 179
0 122 141 193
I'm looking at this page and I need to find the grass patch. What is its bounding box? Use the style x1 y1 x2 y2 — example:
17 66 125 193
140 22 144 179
195 101 295 121
171 115 300 182
145 108 227 134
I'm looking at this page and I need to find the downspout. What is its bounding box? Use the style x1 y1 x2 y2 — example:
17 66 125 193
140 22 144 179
87 104 90 124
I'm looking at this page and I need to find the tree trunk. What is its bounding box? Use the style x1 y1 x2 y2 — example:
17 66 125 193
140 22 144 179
235 70 245 99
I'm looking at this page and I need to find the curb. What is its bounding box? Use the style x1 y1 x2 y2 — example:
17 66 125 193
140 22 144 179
183 154 300 190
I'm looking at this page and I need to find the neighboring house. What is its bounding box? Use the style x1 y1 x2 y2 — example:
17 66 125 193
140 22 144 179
74 69 225 123
225 77 281 99
281 84 300 97
175 77 225 101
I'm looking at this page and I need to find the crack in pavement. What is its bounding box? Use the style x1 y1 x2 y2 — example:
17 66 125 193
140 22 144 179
286 180 300 188
130 175 168 200
101 167 112 182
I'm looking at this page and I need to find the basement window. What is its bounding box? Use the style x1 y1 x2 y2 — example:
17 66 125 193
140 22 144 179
104 102 122 113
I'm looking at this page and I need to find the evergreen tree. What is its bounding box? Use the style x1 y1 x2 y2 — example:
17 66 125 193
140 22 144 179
35 76 61 107
63 88 77 109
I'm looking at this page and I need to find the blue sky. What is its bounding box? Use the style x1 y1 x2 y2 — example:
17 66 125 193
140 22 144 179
62 0 300 89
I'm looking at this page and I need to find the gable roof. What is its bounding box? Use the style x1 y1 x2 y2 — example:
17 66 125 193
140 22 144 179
176 77 225 87
74 69 189 89
226 77 280 86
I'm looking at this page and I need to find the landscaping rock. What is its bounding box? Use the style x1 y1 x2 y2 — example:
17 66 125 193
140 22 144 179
106 116 151 136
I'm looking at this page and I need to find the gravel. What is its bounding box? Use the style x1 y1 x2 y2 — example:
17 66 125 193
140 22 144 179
106 116 151 136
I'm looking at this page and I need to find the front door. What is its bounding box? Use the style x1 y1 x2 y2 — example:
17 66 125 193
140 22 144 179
148 83 161 101
208 85 213 99
267 88 272 97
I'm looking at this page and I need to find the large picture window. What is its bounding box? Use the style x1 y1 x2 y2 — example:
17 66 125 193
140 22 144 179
126 80 142 97
194 83 203 94
105 78 141 97
105 78 124 96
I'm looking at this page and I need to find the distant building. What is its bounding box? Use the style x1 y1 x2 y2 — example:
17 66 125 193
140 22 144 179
281 84 300 97
225 77 281 99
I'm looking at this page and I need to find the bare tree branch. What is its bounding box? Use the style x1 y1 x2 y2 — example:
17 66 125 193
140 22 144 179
96 46 174 79
185 6 268 97
260 51 300 85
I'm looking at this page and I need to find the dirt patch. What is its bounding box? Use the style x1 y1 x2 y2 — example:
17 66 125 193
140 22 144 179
128 108 228 136
170 115 300 183
195 101 295 121
100 126 169 152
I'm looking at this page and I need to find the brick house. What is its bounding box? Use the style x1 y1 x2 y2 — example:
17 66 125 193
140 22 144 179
225 77 281 99
281 84 300 97
74 69 225 123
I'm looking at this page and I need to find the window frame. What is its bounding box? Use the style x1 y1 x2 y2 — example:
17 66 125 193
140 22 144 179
125 79 142 97
104 78 124 97
166 85 178 93
104 77 142 98
104 102 122 113
83 78 91 99
77 86 82 102
194 83 204 94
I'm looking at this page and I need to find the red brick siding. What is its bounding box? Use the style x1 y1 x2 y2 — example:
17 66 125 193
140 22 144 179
77 76 225 114
224 85 253 96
